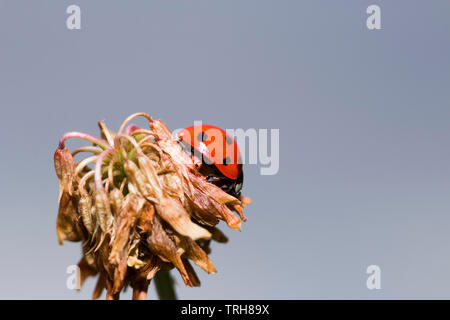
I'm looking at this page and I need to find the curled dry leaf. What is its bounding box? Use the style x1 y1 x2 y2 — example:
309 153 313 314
53 113 251 299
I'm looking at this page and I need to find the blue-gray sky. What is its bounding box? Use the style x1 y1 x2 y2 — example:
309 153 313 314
1 1 450 299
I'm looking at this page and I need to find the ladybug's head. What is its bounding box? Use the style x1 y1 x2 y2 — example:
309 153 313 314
177 124 244 198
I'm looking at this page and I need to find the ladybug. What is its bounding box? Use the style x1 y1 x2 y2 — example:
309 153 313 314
177 124 244 198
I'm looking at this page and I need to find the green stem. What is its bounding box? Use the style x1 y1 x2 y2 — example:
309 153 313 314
154 271 177 300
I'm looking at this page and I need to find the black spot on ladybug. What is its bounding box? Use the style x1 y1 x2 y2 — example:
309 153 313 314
197 132 207 142
223 157 231 165
225 135 233 145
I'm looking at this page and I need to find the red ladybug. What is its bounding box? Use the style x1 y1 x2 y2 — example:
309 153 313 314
178 124 244 198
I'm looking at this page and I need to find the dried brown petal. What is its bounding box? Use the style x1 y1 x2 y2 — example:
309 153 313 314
109 194 142 265
94 191 113 233
182 258 200 287
187 187 241 231
217 204 242 231
155 196 211 240
146 216 194 287
130 254 161 281
124 159 161 202
180 236 216 274
54 148 75 200
137 202 155 235
56 191 83 244
186 187 221 226
189 171 241 207
109 188 124 217
230 203 247 221
77 257 98 289
98 120 116 146
112 244 129 293
239 195 252 207
78 195 94 234
137 154 163 191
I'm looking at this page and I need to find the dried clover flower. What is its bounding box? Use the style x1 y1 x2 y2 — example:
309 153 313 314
53 113 251 300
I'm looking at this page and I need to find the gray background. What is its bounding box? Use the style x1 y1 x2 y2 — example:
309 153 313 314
0 0 449 299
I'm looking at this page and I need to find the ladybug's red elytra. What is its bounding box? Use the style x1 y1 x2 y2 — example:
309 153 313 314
177 124 244 198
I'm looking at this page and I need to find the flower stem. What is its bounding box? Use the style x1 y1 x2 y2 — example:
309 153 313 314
125 124 141 135
117 112 153 135
95 149 115 191
58 131 111 150
154 271 177 300
71 146 103 157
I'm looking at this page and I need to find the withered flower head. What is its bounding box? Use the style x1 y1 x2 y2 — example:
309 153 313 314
53 113 251 300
